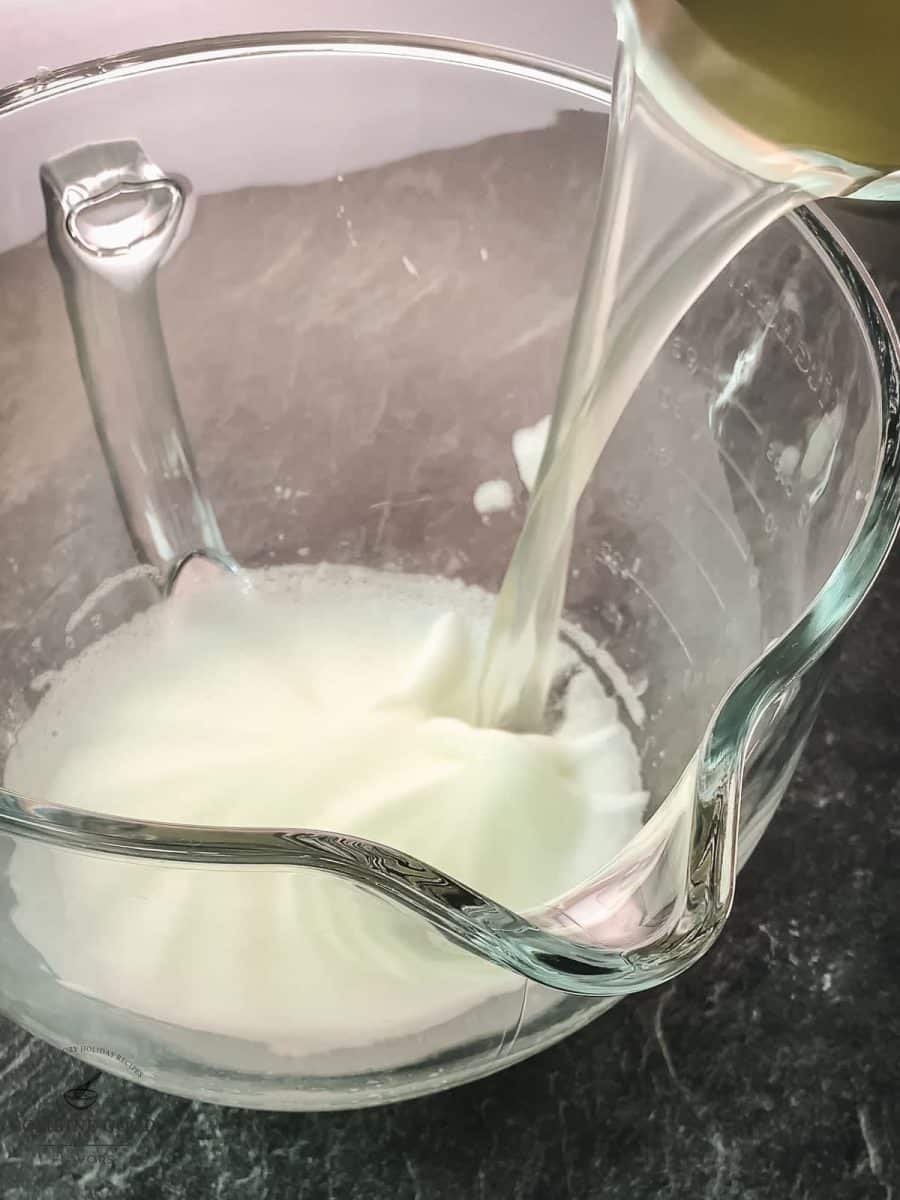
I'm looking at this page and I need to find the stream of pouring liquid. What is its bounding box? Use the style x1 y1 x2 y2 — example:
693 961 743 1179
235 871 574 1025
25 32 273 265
477 15 890 733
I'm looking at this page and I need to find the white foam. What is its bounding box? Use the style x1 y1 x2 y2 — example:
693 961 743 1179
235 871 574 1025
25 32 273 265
6 565 645 1054
512 414 551 493
473 478 514 516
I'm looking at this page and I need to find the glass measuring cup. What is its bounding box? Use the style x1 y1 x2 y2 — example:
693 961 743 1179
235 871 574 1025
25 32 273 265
0 33 897 1110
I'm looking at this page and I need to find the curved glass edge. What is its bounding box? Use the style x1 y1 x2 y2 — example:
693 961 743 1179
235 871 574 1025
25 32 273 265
0 29 611 114
687 204 900 968
0 984 615 1111
0 39 897 998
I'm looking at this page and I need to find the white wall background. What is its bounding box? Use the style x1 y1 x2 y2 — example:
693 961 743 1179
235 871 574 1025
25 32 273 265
1 1 617 84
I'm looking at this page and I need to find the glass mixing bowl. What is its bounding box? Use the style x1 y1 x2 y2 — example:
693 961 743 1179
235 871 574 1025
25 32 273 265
0 34 898 1110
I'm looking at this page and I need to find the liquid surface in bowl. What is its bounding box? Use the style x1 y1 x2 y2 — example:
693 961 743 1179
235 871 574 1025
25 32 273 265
6 564 644 1047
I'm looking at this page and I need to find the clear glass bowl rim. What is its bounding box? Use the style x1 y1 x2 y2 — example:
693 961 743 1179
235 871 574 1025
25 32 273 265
1 30 898 998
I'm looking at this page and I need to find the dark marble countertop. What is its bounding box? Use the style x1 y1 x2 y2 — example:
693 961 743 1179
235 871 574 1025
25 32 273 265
1 207 900 1200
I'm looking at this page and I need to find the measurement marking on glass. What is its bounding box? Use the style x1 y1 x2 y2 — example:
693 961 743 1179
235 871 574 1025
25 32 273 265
717 446 767 514
657 517 726 611
625 570 695 667
674 466 751 562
